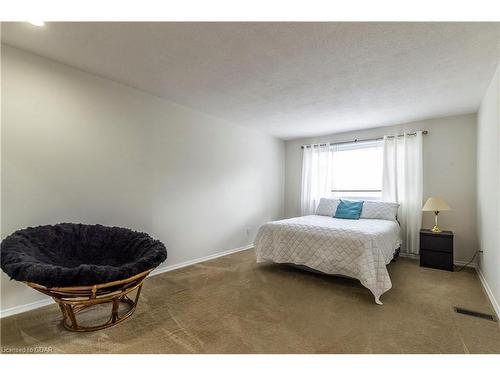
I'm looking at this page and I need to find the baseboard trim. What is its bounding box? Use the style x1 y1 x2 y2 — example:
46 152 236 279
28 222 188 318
149 244 254 277
0 244 254 319
476 267 500 319
399 253 419 260
399 253 477 268
454 260 478 268
0 297 54 319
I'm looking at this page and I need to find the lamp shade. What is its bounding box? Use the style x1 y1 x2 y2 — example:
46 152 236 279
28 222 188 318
422 197 451 211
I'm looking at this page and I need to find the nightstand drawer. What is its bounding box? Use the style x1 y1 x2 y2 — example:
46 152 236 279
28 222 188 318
420 234 453 253
420 249 453 271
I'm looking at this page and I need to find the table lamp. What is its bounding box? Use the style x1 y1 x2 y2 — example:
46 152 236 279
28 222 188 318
422 197 451 233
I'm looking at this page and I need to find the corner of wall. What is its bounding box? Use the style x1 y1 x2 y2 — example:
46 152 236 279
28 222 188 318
476 62 500 317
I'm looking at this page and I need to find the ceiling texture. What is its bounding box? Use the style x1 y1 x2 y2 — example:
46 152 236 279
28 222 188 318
2 22 499 139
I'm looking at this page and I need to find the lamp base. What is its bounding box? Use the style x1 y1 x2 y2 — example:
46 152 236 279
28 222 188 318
431 225 442 233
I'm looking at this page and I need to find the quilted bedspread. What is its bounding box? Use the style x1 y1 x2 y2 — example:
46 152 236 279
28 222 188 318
254 215 401 304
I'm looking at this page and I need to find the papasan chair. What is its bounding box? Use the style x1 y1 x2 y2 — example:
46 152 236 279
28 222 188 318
1 223 167 332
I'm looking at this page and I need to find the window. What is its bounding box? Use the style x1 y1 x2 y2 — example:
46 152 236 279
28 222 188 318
330 140 383 200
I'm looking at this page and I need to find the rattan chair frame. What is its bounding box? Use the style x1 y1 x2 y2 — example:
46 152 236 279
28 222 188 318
27 269 153 332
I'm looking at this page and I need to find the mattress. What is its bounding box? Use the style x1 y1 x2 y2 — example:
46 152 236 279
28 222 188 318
254 215 401 304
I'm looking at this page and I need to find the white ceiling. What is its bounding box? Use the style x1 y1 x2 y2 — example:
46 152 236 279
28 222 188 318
2 22 499 140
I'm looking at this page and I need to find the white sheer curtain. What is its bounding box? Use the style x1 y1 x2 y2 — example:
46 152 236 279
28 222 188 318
301 144 335 215
382 131 423 255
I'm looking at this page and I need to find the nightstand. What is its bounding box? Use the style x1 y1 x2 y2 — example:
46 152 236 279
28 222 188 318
419 229 454 271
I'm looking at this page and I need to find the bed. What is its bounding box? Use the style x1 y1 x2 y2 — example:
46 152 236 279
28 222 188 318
254 199 401 304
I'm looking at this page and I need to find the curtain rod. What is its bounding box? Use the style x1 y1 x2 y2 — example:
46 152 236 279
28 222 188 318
300 130 428 149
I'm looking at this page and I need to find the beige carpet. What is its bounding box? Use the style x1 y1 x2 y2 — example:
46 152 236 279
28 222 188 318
1 249 500 353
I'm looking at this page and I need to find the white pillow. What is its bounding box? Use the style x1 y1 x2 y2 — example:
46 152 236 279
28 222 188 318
361 201 399 221
315 198 339 216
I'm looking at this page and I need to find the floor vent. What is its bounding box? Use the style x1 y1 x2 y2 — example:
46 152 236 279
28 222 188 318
454 307 497 321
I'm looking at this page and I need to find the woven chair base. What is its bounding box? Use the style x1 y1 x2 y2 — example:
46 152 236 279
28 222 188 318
27 269 152 332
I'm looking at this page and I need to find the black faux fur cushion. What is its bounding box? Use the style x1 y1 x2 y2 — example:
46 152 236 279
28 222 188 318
0 223 167 287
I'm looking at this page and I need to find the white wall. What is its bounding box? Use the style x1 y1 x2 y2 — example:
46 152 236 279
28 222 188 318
150 92 284 267
1 45 285 313
477 63 500 315
285 114 478 263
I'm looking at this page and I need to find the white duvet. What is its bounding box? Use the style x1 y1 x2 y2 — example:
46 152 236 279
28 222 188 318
254 215 401 304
